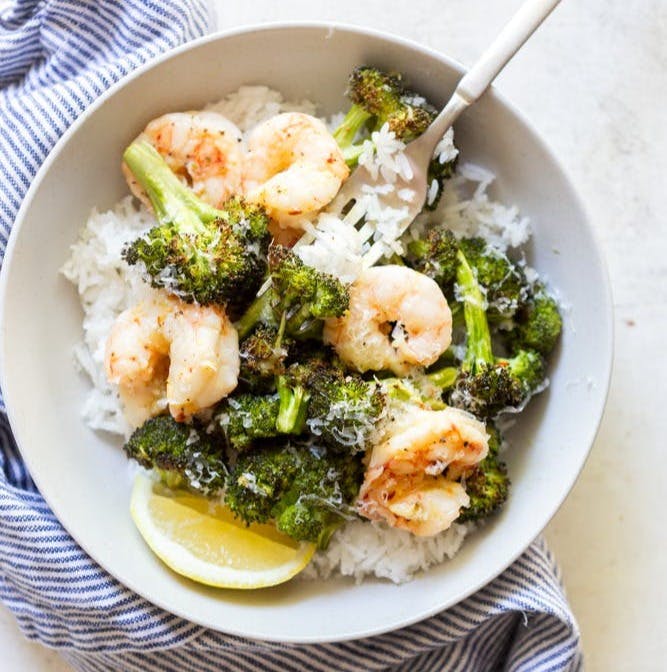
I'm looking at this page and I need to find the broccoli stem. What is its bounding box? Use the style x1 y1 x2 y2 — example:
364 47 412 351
341 144 366 165
332 104 373 165
385 253 407 266
456 250 494 370
155 469 185 490
123 141 222 231
234 288 274 339
426 366 458 390
317 520 344 550
276 376 310 434
285 302 320 339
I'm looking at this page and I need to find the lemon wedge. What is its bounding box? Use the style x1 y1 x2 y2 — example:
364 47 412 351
130 473 315 589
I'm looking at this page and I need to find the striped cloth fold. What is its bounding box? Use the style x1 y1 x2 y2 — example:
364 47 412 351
0 2 582 670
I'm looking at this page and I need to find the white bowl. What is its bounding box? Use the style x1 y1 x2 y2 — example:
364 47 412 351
0 24 612 642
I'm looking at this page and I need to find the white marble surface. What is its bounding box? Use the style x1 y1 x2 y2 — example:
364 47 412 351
2 0 665 669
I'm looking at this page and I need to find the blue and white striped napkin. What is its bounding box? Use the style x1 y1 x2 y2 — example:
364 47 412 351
0 2 582 670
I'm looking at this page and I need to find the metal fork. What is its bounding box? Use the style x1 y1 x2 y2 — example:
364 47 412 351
328 0 561 267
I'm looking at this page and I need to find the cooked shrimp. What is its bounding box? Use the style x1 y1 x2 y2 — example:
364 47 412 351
105 294 239 426
103 298 170 427
243 112 349 228
358 406 489 536
123 111 244 208
323 265 452 376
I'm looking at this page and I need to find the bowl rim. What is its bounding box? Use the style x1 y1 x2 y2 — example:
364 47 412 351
0 21 614 642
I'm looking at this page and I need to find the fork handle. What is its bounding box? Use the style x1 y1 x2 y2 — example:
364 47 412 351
420 0 561 150
457 0 561 102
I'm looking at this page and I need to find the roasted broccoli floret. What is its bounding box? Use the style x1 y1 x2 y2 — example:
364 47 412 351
235 246 349 341
237 299 341 436
225 442 364 548
307 369 385 453
458 237 528 322
269 247 349 333
405 228 460 291
349 66 436 140
276 369 311 435
458 424 509 522
333 66 457 206
238 325 290 391
275 348 332 434
449 249 545 418
508 282 562 356
124 415 226 495
404 230 551 416
122 141 270 308
215 353 340 450
406 232 528 323
333 66 436 164
497 349 545 395
212 394 281 451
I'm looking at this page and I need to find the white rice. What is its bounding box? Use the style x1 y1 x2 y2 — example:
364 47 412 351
421 163 531 251
205 85 317 132
292 123 528 283
63 85 530 584
301 519 469 584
